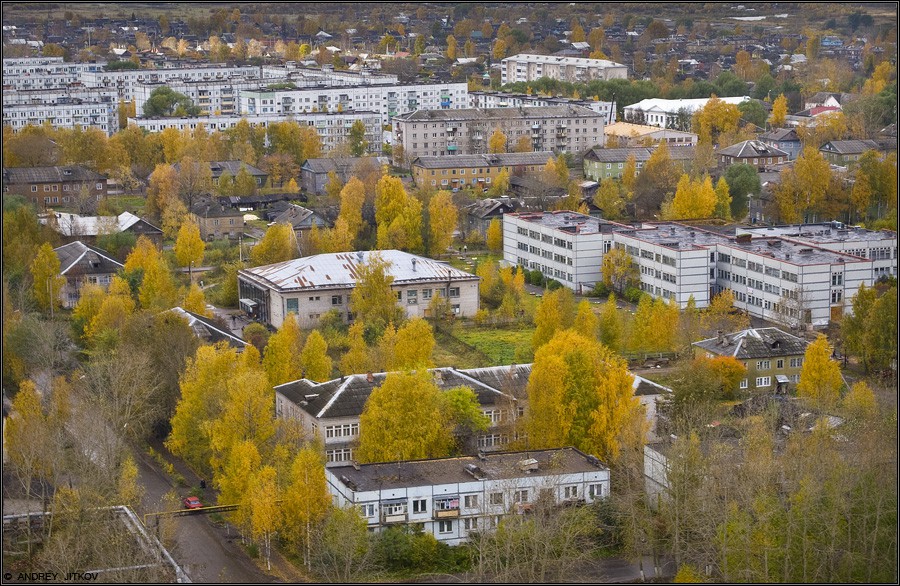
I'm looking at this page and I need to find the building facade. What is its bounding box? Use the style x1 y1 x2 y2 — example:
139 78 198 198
54 241 124 308
582 145 695 181
717 140 788 171
237 250 480 329
623 96 750 129
326 448 610 545
189 199 245 241
2 100 119 135
3 166 107 208
500 54 628 84
411 152 553 191
469 91 616 125
393 105 605 161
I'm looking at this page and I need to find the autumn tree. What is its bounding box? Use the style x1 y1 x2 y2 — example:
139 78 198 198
532 287 577 350
662 174 716 219
357 370 455 462
262 314 304 387
486 218 503 253
769 94 788 128
601 247 638 294
526 329 640 462
594 179 625 219
489 169 511 196
251 223 297 266
775 146 830 222
700 290 749 338
598 294 624 352
797 334 844 410
574 300 599 340
428 190 457 255
488 128 508 154
30 243 65 313
393 318 435 369
446 35 458 60
375 175 423 252
340 322 371 375
282 446 331 569
349 253 404 333
634 141 680 217
337 177 366 243
146 163 179 221
300 329 332 382
174 219 205 279
713 177 733 220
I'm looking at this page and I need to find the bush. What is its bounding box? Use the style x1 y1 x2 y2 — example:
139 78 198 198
546 279 563 291
590 281 610 298
473 309 491 326
623 286 644 303
527 269 545 286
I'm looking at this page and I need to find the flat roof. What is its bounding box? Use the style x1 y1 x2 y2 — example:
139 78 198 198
741 223 897 244
329 447 607 492
507 211 630 236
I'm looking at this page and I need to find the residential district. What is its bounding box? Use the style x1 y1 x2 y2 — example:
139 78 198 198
1 2 897 584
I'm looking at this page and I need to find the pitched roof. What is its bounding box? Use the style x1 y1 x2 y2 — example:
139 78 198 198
270 204 326 229
412 152 555 169
45 211 160 237
172 160 266 179
584 147 653 163
819 140 880 155
53 241 123 275
759 128 800 142
465 198 519 219
167 307 248 349
693 327 810 359
301 156 388 174
190 198 243 218
716 140 788 159
3 165 104 184
239 250 478 293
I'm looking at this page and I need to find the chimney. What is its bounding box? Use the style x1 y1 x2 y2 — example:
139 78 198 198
717 330 726 346
412 258 417 271
366 372 374 383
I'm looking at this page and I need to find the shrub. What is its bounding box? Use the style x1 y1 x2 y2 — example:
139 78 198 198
546 279 563 291
591 281 610 298
623 286 644 303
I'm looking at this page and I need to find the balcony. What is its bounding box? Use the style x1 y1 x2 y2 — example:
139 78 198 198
434 496 460 518
434 509 459 519
382 512 408 524
447 143 458 151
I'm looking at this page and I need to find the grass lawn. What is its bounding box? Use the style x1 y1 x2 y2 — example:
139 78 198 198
453 325 535 366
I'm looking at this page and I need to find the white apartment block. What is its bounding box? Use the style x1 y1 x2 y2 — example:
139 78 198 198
133 78 264 116
79 65 261 101
238 81 469 125
623 96 750 129
469 90 616 125
2 57 106 90
127 111 382 153
237 250 480 329
3 101 118 135
2 86 119 107
326 448 610 545
393 105 605 161
502 212 894 326
502 211 628 294
260 64 399 86
500 54 628 85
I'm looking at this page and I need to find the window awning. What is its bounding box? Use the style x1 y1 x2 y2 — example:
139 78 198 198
775 375 790 384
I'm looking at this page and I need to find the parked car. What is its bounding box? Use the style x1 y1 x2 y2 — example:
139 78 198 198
182 496 203 509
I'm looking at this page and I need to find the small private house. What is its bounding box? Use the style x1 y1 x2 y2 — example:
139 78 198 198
44 211 163 247
170 160 268 189
716 140 788 171
692 328 811 394
582 145 694 181
167 307 248 350
758 128 802 161
267 203 327 239
189 198 245 240
325 447 610 545
410 152 553 191
463 196 519 239
237 250 480 329
300 156 388 195
54 241 124 308
3 165 107 208
818 140 881 166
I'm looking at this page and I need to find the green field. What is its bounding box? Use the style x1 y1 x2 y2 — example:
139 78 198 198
453 326 535 366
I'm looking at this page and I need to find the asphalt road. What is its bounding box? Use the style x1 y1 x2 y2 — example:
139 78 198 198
134 449 274 584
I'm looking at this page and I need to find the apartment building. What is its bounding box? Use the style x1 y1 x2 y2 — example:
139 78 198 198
133 78 264 116
500 54 628 84
275 364 531 465
502 213 892 325
237 250 480 329
502 211 629 293
624 96 750 129
128 111 382 154
2 86 119 107
393 105 605 161
469 91 617 125
326 448 610 545
189 198 245 241
717 140 789 171
3 166 107 208
3 100 118 135
239 81 468 125
694 328 810 394
80 65 260 101
2 57 106 91
582 145 695 181
411 151 554 190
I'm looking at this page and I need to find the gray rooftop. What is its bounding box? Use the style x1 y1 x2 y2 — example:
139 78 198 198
693 327 809 359
741 223 897 245
167 307 248 349
819 139 880 155
508 211 630 236
412 152 555 169
717 140 788 159
395 104 600 123
3 165 104 184
329 447 607 491
239 250 478 293
301 156 388 174
54 241 123 275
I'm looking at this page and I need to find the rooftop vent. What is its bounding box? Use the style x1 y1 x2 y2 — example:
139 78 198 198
464 463 485 480
518 458 539 473
799 248 813 255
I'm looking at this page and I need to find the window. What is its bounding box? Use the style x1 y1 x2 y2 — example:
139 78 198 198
756 360 770 370
483 409 502 425
31 185 37 192
325 423 359 438
422 289 432 300
588 484 604 499
463 517 478 531
448 287 460 298
438 520 453 533
790 357 803 368
776 359 784 369
756 376 771 387
740 379 748 389
563 486 578 499
396 291 402 300
464 495 478 509
407 289 418 305
412 499 427 514
286 298 299 314
95 183 103 190
513 489 529 503
489 492 503 506
359 503 375 517
331 295 343 305
326 448 353 462
44 185 51 192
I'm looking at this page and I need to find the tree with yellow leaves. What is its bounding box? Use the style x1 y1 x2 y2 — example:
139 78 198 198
513 134 533 153
532 287 576 350
340 322 371 375
692 95 741 144
428 190 457 256
85 276 136 348
862 61 894 95
300 329 332 382
174 219 205 280
574 299 599 340
446 35 458 60
700 289 749 338
621 154 637 198
489 169 510 196
251 223 297 267
337 177 366 242
598 294 624 352
350 253 404 333
663 174 717 220
375 175 423 252
601 247 638 294
842 381 876 420
281 446 331 569
262 314 304 387
394 318 435 369
594 178 625 220
526 329 640 462
357 370 455 463
146 163 179 221
30 243 65 313
769 94 788 128
486 218 503 253
182 283 211 317
488 128 508 153
492 38 507 60
714 177 733 220
797 334 844 410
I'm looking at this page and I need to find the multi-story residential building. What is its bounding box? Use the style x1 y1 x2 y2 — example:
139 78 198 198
300 156 389 195
237 250 480 329
54 241 124 308
128 111 382 154
393 105 605 161
1 57 106 91
189 198 245 241
469 91 616 125
133 78 264 116
3 166 107 208
818 139 881 166
604 122 698 148
326 447 610 545
623 96 750 129
502 211 629 294
500 53 628 84
502 213 893 325
582 145 695 181
2 86 119 107
410 151 553 191
275 364 531 465
2 100 119 135
693 328 810 394
239 81 468 125
80 65 260 101
758 128 802 161
717 140 789 171
743 222 898 281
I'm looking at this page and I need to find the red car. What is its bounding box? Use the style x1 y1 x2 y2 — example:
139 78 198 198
183 496 203 510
